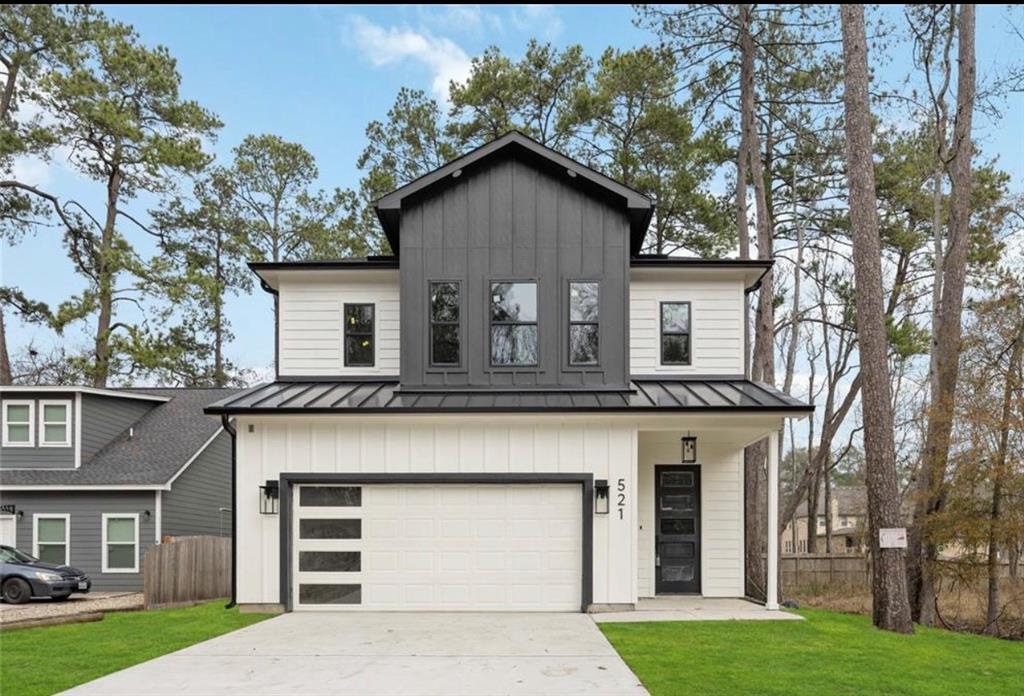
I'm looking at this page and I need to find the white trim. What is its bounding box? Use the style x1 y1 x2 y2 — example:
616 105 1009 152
0 386 170 403
766 429 779 611
32 513 70 566
2 399 35 447
74 392 82 468
0 514 17 547
165 426 224 487
101 513 140 573
38 399 72 448
0 484 168 491
155 491 162 544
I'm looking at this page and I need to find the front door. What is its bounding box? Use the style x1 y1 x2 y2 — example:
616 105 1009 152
655 465 700 594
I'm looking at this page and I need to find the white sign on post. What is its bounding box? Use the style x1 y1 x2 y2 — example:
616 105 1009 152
879 527 907 549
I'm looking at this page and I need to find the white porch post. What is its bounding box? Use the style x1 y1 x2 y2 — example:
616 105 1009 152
766 429 780 610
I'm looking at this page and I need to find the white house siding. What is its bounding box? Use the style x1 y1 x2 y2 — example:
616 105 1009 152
629 270 745 376
235 416 638 607
277 272 400 377
637 431 745 598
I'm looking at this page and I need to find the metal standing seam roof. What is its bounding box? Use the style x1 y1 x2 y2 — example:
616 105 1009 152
203 378 812 415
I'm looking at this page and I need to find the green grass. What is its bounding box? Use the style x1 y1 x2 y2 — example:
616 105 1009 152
600 609 1024 696
0 600 273 696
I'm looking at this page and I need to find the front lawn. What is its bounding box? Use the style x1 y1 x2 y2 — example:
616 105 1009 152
600 609 1024 696
0 600 273 696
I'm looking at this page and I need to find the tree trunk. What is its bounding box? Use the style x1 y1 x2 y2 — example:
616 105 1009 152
807 470 819 554
0 307 11 385
93 167 123 388
909 4 976 626
840 4 914 634
213 229 225 387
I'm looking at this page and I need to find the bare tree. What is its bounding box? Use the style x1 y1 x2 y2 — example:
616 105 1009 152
840 3 914 634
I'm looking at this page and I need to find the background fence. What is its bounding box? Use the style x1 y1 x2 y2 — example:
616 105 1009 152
782 553 1020 591
143 535 230 609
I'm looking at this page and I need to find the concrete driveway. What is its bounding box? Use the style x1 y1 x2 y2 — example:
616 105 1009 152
60 612 648 696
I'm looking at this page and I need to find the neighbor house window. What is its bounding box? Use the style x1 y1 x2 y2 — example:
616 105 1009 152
430 281 460 366
102 513 139 573
660 302 691 365
39 400 71 447
817 515 826 529
343 304 375 367
2 400 34 447
490 282 538 366
569 282 599 365
33 514 69 566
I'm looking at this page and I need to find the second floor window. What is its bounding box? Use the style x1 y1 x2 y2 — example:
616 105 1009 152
569 282 599 365
2 401 33 446
344 304 374 367
661 302 691 365
40 401 71 447
430 281 460 366
490 282 537 366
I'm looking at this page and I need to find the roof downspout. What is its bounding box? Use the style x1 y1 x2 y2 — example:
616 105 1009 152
742 265 772 379
258 278 281 381
221 414 237 609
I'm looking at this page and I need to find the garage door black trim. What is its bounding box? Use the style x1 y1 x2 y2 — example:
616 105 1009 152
279 473 594 612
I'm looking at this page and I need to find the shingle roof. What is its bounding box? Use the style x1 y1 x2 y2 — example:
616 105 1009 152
0 388 238 487
204 378 812 415
794 485 868 518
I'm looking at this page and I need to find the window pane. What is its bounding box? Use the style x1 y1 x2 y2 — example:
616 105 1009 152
345 304 374 332
432 324 460 365
107 518 136 543
345 336 374 366
430 282 459 322
299 551 361 572
299 519 361 539
299 583 361 605
569 324 599 365
491 325 537 365
661 472 694 488
570 282 599 321
106 544 135 569
38 518 66 543
660 518 695 535
661 335 690 364
300 486 361 507
43 404 67 422
44 424 67 443
6 405 29 422
7 424 30 442
490 283 536 322
661 303 690 333
38 544 66 565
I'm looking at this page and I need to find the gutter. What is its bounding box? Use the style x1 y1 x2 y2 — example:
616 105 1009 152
742 262 773 379
221 414 238 609
257 278 281 382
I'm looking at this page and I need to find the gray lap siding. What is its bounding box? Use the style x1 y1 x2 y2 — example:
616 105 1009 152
161 432 232 538
0 490 157 591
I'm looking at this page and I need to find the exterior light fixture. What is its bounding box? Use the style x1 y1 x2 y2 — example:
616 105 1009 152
142 510 151 520
681 433 697 464
259 480 280 515
594 479 610 515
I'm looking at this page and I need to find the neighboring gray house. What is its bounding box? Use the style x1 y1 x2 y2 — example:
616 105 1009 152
0 386 237 591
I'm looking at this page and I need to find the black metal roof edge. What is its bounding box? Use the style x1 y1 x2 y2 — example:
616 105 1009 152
204 404 814 416
248 257 400 271
630 257 773 269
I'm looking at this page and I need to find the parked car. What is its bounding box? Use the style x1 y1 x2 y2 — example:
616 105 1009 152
0 545 91 604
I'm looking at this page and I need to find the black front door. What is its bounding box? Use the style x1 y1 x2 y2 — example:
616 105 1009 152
655 465 701 594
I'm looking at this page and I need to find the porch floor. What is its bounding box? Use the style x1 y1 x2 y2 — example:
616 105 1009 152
591 597 803 623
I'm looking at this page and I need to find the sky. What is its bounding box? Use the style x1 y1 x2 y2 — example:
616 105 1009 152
3 4 1023 383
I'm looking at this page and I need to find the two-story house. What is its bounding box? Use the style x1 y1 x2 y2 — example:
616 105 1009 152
0 386 236 592
206 132 812 613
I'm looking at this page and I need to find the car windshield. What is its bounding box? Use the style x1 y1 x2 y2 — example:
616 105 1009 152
0 546 38 563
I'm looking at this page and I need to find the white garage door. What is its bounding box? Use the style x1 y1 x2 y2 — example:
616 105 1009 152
292 483 582 611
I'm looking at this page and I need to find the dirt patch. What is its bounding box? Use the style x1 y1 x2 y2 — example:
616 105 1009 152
0 592 143 628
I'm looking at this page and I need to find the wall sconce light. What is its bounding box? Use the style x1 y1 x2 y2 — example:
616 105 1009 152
142 510 151 520
16 510 23 521
594 479 610 515
681 433 697 464
260 480 280 515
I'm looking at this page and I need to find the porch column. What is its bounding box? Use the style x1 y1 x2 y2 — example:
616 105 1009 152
766 429 779 610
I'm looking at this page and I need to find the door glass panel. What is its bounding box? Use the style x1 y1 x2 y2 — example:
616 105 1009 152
661 564 695 582
300 487 361 507
660 518 695 535
660 494 695 511
660 472 694 488
661 542 695 559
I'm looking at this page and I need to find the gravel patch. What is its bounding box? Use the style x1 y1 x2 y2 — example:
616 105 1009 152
0 592 143 625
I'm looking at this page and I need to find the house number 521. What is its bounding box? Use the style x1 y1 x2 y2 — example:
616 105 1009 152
617 478 626 519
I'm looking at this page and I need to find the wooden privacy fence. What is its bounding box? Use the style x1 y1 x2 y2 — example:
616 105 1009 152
782 553 870 590
143 535 230 609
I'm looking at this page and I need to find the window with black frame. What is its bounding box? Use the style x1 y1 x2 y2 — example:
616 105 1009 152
343 303 374 367
569 281 599 365
430 281 460 366
661 302 691 365
490 281 537 366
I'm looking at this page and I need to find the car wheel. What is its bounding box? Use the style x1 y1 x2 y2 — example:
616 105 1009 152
2 577 32 605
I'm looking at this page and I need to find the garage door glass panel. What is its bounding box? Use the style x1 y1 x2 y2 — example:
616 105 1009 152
300 486 361 507
299 583 361 605
299 551 360 572
299 519 361 539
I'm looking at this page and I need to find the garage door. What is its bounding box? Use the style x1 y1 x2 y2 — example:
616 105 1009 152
292 483 582 611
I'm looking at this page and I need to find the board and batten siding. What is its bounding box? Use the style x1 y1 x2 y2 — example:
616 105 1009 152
0 392 76 469
637 432 745 598
277 272 400 377
80 394 156 463
235 416 638 607
161 431 232 538
0 490 157 591
629 271 745 376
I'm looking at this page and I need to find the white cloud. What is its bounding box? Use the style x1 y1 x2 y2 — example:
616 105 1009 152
415 5 504 37
344 15 472 102
510 5 563 40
